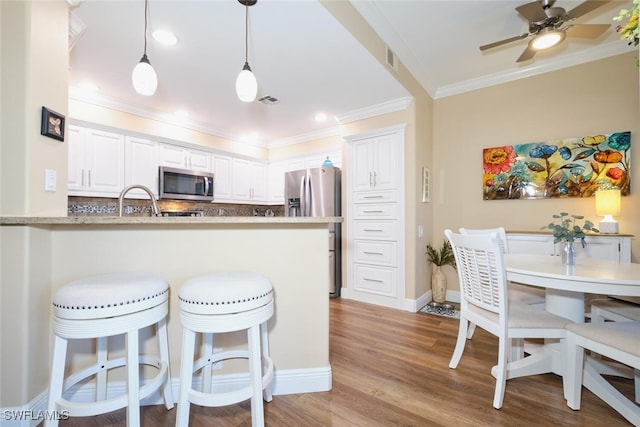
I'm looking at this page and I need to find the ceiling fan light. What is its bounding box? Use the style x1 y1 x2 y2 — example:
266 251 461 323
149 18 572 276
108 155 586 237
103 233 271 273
236 62 257 102
531 30 565 50
132 54 158 96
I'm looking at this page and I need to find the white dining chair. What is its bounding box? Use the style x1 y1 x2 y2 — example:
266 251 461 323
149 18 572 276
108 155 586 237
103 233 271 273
445 229 571 409
589 297 640 404
459 227 546 360
566 321 640 426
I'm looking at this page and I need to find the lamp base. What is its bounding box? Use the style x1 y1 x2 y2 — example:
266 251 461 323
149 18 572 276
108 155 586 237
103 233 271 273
598 220 619 234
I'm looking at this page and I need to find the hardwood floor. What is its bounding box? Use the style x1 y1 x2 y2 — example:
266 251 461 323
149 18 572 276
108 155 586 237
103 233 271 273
54 298 634 426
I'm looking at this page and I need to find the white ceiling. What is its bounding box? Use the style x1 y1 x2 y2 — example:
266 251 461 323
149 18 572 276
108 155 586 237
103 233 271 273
68 0 634 148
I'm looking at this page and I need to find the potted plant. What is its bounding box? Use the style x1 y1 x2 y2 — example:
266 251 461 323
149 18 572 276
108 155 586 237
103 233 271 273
426 240 456 305
541 212 599 265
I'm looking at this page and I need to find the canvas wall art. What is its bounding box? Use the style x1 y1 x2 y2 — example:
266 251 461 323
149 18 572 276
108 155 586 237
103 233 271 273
483 131 631 200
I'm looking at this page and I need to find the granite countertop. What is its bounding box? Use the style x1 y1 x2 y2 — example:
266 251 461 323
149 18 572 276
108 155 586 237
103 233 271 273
0 216 343 225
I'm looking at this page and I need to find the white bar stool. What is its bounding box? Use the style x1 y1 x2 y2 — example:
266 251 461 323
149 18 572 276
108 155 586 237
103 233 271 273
45 273 174 427
176 272 275 427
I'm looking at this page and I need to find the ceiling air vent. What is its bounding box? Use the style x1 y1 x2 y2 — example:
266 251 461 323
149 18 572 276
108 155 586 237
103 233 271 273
386 46 399 74
258 95 279 105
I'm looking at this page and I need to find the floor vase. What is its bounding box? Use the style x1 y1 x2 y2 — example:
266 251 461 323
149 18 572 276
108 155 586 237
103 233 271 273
432 266 447 303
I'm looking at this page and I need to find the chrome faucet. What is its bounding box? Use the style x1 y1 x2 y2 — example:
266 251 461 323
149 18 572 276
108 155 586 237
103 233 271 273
118 185 161 217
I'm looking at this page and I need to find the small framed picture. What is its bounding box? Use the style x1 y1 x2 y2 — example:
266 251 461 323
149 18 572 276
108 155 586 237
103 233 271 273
422 167 430 203
40 106 65 141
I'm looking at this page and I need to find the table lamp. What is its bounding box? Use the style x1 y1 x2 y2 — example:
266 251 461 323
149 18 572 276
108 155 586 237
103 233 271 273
595 189 621 234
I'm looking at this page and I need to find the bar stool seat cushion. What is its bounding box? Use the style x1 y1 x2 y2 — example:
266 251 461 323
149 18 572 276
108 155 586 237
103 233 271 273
179 272 273 315
52 272 169 320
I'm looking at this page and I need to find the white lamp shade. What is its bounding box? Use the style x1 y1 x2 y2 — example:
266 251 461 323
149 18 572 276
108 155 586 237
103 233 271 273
132 58 158 96
236 68 257 102
595 189 621 216
531 30 565 50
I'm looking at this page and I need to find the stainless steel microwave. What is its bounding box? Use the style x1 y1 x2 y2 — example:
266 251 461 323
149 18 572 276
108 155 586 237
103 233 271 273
159 166 214 201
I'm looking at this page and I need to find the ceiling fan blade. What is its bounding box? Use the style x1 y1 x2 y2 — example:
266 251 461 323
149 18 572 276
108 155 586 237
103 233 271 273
516 43 537 62
565 23 610 38
566 0 611 20
480 33 530 51
516 1 548 22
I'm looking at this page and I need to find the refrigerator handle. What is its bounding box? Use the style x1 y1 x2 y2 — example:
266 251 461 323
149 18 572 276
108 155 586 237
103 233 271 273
299 174 307 216
305 173 312 216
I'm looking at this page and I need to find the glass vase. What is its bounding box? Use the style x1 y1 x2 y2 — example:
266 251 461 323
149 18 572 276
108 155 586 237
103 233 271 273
562 241 575 265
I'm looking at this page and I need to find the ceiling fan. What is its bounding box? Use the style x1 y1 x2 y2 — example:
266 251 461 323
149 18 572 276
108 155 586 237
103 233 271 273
480 0 612 62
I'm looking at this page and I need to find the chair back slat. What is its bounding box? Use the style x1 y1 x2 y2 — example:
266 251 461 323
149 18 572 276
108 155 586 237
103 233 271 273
445 230 507 315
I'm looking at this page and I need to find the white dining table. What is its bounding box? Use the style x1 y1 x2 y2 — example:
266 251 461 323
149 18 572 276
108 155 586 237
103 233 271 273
504 254 640 404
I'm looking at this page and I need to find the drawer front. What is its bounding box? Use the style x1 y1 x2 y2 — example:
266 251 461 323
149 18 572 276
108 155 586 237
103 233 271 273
354 221 397 241
354 264 396 297
354 190 397 204
354 203 396 219
355 241 397 266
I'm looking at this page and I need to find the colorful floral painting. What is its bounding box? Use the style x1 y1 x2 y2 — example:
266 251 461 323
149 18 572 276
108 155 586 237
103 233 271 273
483 131 631 200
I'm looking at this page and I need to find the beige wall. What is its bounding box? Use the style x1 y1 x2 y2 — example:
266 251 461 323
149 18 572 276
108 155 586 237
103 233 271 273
1 0 68 217
434 52 640 290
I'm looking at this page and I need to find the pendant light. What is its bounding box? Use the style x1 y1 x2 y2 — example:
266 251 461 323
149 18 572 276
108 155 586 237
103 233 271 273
235 0 258 102
132 0 157 96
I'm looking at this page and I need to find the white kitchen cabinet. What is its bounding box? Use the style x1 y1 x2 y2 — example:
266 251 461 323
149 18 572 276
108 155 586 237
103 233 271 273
346 124 406 309
212 154 233 201
68 125 125 197
506 232 632 262
232 158 267 202
352 133 397 192
125 136 158 197
158 143 211 172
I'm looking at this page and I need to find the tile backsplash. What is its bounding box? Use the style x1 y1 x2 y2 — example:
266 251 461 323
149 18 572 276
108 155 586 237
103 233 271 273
68 196 284 217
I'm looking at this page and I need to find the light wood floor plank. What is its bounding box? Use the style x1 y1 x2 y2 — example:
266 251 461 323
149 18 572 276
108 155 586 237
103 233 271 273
50 298 634 426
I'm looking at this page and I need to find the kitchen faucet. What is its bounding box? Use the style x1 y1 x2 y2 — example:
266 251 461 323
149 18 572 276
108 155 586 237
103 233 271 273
118 185 161 217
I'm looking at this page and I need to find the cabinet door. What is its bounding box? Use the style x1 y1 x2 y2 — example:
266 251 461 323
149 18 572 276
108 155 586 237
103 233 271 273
158 144 187 168
85 129 125 195
371 133 397 190
250 162 267 201
212 154 233 200
188 148 211 172
267 160 288 203
67 125 86 193
125 136 158 196
352 141 374 192
232 158 252 200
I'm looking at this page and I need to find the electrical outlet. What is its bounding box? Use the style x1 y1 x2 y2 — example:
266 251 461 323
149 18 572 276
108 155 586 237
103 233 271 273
418 225 424 238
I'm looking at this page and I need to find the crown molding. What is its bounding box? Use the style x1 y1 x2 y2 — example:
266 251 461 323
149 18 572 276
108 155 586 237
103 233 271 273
335 96 413 125
434 42 634 99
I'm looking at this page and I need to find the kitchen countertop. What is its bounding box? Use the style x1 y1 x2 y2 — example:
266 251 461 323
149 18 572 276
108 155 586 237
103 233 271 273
0 216 343 225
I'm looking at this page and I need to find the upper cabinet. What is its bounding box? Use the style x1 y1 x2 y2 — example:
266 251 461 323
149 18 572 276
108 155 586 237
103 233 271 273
232 158 267 202
68 125 125 197
212 154 233 201
125 136 159 197
68 122 341 205
352 133 397 192
158 143 211 172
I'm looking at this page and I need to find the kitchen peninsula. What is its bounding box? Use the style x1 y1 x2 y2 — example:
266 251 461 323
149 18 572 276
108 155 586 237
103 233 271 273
0 215 341 411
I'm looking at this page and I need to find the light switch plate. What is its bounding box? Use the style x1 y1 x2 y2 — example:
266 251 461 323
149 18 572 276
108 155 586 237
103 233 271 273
45 169 57 192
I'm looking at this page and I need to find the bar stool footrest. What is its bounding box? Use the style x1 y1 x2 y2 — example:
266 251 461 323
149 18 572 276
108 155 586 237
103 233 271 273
55 355 169 417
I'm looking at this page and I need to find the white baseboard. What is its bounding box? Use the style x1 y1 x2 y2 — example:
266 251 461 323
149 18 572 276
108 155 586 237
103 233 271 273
0 366 332 426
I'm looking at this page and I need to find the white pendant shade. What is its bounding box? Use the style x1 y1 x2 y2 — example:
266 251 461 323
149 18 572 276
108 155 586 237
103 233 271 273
236 66 257 102
132 56 158 96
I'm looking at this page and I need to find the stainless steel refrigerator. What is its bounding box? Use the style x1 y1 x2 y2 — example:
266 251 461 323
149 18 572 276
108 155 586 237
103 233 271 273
285 166 341 297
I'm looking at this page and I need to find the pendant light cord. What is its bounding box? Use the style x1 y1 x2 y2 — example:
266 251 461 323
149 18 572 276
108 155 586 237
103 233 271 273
143 0 149 55
244 3 248 64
